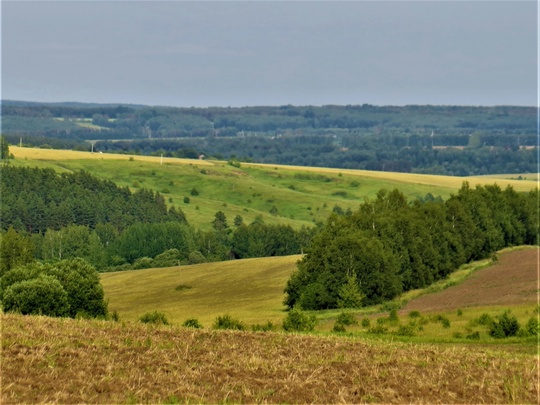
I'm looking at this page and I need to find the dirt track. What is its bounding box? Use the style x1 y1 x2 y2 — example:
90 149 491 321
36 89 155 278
403 247 539 313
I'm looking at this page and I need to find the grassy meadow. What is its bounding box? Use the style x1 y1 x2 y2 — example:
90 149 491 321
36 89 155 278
9 146 538 231
101 255 301 327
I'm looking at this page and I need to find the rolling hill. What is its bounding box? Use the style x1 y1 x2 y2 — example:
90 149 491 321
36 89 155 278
8 146 538 231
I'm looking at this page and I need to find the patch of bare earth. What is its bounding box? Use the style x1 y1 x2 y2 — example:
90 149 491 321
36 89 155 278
2 313 537 404
403 248 539 313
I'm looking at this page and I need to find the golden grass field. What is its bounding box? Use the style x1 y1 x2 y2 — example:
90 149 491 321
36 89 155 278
101 255 301 327
11 146 538 192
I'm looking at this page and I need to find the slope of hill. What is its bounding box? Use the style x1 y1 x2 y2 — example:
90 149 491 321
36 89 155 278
402 247 539 313
8 146 537 231
100 248 538 330
101 255 300 326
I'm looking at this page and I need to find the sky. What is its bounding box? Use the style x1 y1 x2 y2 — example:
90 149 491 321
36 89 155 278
1 1 538 108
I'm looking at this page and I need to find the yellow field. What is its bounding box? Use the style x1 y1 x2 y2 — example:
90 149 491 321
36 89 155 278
243 161 539 192
101 255 301 326
11 146 537 192
10 146 214 166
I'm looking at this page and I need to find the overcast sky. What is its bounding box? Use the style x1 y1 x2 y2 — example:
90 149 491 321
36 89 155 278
2 1 538 107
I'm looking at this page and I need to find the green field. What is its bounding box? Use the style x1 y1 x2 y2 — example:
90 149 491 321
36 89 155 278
9 146 537 231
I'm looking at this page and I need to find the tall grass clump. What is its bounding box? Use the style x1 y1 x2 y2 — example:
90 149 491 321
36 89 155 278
139 311 170 325
213 314 245 331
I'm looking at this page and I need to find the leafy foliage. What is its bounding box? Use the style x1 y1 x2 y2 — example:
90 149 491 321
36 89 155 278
139 311 170 325
213 314 245 331
489 311 520 338
0 258 108 318
282 308 317 332
2 274 70 317
285 184 539 310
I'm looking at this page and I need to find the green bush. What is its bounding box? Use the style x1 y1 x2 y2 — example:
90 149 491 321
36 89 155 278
182 318 203 329
388 308 399 323
139 311 170 325
251 321 275 332
477 313 494 326
282 308 317 332
213 314 245 331
525 317 539 336
361 318 371 328
489 311 520 338
336 312 358 326
1 258 107 319
408 310 421 318
332 322 347 333
394 324 416 337
2 275 70 317
188 251 206 265
466 331 480 340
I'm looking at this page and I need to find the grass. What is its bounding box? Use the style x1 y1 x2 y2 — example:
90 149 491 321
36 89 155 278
2 312 538 404
9 146 538 231
101 255 301 327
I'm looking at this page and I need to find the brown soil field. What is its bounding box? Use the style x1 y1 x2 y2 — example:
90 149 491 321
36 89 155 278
2 313 537 404
403 247 539 313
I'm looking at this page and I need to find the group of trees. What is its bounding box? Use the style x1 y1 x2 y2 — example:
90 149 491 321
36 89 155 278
0 258 108 318
284 184 539 310
1 166 314 272
1 166 186 234
2 102 537 176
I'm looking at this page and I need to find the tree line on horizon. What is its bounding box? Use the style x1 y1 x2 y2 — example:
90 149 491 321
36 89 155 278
1 103 537 176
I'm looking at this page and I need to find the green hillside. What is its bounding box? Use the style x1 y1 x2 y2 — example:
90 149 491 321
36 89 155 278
9 146 536 231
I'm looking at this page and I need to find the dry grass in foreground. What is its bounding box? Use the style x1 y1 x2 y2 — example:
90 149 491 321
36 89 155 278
2 313 538 404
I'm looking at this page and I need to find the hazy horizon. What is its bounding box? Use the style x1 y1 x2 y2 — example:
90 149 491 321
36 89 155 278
2 1 537 108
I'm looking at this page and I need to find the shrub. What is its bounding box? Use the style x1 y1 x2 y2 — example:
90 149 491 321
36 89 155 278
395 324 416 337
188 251 206 265
525 317 539 336
457 309 463 316
477 313 494 326
408 310 421 318
336 312 358 326
133 257 154 269
183 196 190 204
441 317 451 328
190 188 199 196
213 314 245 331
139 311 170 325
489 311 520 338
2 275 70 317
282 308 317 332
332 322 347 333
251 321 275 332
361 318 371 328
182 318 203 329
466 331 480 340
388 308 399 323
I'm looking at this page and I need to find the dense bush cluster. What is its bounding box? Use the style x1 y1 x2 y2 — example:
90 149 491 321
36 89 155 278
285 184 539 310
0 258 108 318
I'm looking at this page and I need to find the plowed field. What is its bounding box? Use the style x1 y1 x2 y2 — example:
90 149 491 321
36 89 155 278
403 247 539 313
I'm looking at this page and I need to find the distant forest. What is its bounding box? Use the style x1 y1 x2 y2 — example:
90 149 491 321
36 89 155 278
2 101 537 175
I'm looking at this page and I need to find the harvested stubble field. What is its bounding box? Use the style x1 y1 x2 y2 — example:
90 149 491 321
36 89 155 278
2 313 538 404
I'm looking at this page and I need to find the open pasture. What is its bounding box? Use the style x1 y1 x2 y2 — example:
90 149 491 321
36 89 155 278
9 146 538 231
101 255 301 327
